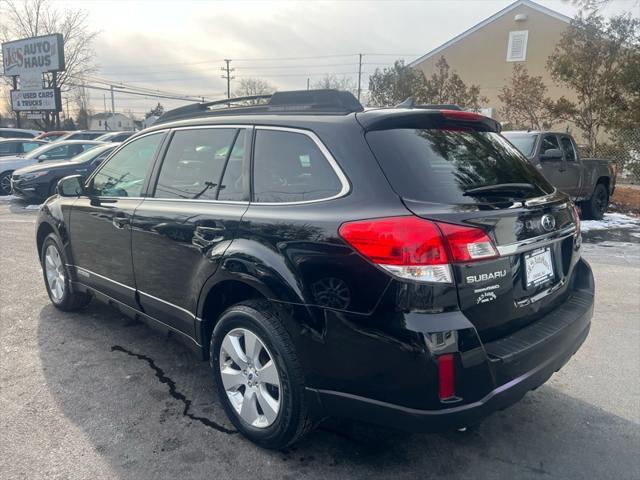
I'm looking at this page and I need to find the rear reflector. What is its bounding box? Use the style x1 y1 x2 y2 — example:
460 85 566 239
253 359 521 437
572 204 581 234
338 216 498 283
438 353 456 400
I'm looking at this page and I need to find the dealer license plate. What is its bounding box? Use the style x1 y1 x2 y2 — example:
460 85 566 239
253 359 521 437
524 247 554 288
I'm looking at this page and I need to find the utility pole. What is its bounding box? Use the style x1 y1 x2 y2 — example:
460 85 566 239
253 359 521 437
307 78 310 91
221 59 234 107
12 76 20 128
110 85 116 131
357 53 363 102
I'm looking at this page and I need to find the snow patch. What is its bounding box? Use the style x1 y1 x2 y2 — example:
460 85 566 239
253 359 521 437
0 195 19 202
24 204 42 210
581 213 640 232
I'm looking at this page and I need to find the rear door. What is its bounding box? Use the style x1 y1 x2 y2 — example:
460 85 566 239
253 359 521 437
366 125 579 341
131 126 250 335
537 134 572 192
559 135 583 197
68 131 166 308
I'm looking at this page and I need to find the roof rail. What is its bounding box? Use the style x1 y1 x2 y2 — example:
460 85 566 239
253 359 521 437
394 97 463 111
156 89 364 124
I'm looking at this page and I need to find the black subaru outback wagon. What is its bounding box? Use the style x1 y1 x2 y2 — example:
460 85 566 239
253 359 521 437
36 90 593 449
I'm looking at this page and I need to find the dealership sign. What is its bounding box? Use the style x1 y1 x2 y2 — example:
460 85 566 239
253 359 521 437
2 34 65 77
10 89 61 111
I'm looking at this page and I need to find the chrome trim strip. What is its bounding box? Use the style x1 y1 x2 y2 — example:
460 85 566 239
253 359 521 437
69 265 136 291
497 225 576 256
72 281 202 347
171 124 251 131
138 290 196 318
140 197 249 205
250 125 351 206
515 278 567 307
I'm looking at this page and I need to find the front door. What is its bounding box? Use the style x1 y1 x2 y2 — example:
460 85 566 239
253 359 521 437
131 127 250 335
68 132 166 308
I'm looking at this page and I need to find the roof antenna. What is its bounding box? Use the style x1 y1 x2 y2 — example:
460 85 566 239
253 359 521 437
396 97 416 108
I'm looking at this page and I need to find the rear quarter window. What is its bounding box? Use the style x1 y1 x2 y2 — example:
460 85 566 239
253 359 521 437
366 129 553 205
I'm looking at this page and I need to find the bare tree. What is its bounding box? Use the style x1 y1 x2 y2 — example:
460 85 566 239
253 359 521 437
234 78 275 104
312 74 356 95
0 0 99 129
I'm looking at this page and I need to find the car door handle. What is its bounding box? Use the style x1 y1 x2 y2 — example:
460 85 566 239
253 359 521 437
112 212 129 229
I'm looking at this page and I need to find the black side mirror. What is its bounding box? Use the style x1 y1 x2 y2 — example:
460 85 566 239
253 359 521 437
540 148 562 161
57 175 85 197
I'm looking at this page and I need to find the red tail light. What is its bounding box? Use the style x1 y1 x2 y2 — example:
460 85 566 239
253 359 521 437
438 353 456 400
338 216 498 283
441 110 484 122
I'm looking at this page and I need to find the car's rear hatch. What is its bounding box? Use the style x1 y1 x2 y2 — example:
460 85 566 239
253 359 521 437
360 109 581 341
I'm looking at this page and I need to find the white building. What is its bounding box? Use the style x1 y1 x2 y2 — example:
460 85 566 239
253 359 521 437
89 112 134 131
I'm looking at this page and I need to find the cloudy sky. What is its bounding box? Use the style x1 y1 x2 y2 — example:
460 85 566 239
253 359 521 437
6 0 640 117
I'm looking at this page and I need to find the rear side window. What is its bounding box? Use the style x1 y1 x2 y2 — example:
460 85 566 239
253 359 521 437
366 129 553 205
252 129 343 203
560 137 576 161
23 142 41 152
218 130 247 201
154 128 238 200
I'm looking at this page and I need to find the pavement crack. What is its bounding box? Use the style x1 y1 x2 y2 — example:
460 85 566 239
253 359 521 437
111 345 237 434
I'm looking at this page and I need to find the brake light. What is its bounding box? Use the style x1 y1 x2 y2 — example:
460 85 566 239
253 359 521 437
441 110 484 122
573 204 581 234
338 216 498 283
438 353 456 400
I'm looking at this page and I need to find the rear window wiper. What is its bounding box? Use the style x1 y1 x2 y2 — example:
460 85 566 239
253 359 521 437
463 183 536 196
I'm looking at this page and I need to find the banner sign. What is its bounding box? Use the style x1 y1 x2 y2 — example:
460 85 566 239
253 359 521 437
2 34 65 77
10 88 60 111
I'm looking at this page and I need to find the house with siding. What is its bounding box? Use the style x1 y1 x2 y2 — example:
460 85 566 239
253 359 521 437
410 0 572 128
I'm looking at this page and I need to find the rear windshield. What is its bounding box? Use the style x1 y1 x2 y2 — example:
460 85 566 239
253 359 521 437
502 133 538 157
366 129 553 205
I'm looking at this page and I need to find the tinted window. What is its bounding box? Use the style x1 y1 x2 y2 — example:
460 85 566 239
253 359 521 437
0 130 33 138
253 129 342 203
560 137 576 161
91 133 163 197
0 142 18 154
218 130 247 201
366 129 553 205
22 142 41 152
502 133 537 157
154 128 238 200
541 135 560 154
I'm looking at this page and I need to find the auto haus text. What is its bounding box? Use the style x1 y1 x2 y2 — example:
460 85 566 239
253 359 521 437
4 40 58 72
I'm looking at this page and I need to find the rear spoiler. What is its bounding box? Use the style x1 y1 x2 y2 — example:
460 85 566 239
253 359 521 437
357 109 502 133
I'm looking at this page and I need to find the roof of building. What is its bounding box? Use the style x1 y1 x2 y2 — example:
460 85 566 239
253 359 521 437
409 0 571 67
91 112 129 119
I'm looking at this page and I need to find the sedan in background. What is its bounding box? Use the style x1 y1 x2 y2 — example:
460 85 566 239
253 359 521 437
12 142 120 201
56 130 105 141
0 140 103 195
35 131 70 142
95 131 135 142
0 128 42 139
0 139 47 157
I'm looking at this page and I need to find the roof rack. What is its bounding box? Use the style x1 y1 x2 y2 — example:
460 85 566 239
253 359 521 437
155 89 364 124
394 97 462 110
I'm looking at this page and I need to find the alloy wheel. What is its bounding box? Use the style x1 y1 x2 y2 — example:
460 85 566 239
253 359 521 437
219 327 281 428
44 244 66 302
0 175 11 195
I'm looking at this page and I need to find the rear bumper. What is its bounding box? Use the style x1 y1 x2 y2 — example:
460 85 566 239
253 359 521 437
307 259 594 432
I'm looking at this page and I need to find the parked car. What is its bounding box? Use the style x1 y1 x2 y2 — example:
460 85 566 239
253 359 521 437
37 90 593 449
94 131 135 143
56 130 105 141
0 127 42 139
502 131 616 219
0 140 103 195
12 142 120 200
35 131 70 142
0 138 47 157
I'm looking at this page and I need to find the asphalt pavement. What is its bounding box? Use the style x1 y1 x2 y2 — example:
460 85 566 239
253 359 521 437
1 197 639 480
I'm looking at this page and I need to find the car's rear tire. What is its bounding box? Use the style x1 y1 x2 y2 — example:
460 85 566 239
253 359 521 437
581 183 608 220
210 299 315 449
0 171 13 196
41 233 91 311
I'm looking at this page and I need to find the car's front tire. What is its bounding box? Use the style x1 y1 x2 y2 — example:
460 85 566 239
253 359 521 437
41 233 91 311
210 300 315 449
